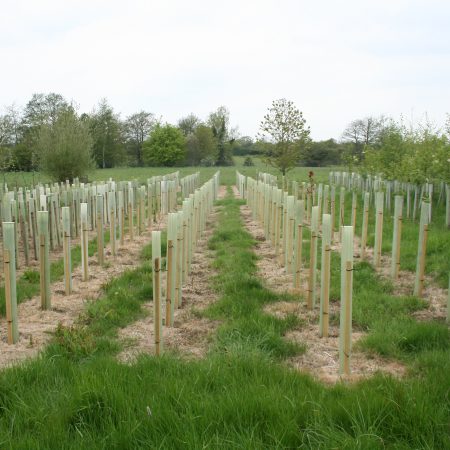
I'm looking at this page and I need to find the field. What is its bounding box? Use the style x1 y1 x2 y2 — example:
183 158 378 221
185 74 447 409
0 157 333 187
0 161 449 449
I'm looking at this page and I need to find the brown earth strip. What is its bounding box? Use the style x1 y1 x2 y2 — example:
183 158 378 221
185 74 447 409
332 233 448 322
0 217 167 369
117 185 227 362
239 197 406 384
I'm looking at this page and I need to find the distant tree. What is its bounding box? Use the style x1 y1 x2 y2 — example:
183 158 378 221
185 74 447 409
88 99 125 168
243 156 254 166
20 93 72 170
300 139 343 166
0 104 22 147
178 113 200 136
233 136 260 156
207 106 235 166
0 146 16 172
341 116 385 162
258 99 311 175
124 111 159 166
36 109 94 181
142 124 185 166
185 124 217 165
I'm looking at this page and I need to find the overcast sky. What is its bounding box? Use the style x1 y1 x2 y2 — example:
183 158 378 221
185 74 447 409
1 0 449 140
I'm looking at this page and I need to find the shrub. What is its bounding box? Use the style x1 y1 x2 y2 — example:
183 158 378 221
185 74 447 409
36 110 94 182
243 156 254 166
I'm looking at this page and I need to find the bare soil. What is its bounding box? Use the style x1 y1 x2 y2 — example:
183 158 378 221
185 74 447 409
240 202 407 384
117 186 227 362
332 233 448 322
0 217 166 369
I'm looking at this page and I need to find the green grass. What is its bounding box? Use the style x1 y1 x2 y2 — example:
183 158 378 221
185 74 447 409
203 190 304 359
0 231 110 316
337 189 450 287
1 157 335 188
0 186 449 448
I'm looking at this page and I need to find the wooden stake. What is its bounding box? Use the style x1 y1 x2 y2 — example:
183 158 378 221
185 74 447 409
119 191 125 246
414 202 430 297
3 222 18 343
109 194 116 257
390 195 403 279
38 211 51 310
373 192 384 267
97 194 104 265
81 203 89 281
338 187 345 242
152 231 162 355
62 207 72 295
319 214 331 338
166 239 174 326
307 206 319 309
360 192 370 259
293 199 304 290
351 192 357 229
339 226 353 376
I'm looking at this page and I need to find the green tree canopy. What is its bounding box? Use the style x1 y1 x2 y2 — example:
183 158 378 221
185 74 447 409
143 124 185 166
87 99 125 168
185 124 217 165
178 113 200 137
124 111 159 166
207 106 235 166
258 99 311 175
36 109 94 182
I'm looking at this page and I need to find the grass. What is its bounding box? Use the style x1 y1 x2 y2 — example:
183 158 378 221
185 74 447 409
203 190 304 358
0 231 110 316
0 184 448 448
1 156 335 188
338 189 450 287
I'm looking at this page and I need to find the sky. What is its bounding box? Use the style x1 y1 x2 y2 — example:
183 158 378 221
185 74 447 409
1 0 449 140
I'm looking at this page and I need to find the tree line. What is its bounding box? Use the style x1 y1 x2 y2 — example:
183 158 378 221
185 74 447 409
0 93 241 179
340 116 450 184
2 93 447 183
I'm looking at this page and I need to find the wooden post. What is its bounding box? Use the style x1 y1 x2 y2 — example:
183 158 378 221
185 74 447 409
293 200 304 291
96 194 104 265
11 200 20 270
30 201 38 261
373 192 384 267
81 203 89 281
330 185 336 242
3 223 19 343
152 231 162 355
319 214 331 338
390 195 403 279
339 226 353 376
38 211 51 310
286 196 295 273
351 191 357 229
166 212 177 325
18 197 30 266
413 202 430 297
360 192 370 259
176 211 184 308
62 207 72 295
109 193 116 257
275 191 282 256
307 206 319 309
128 188 134 241
119 190 125 246
339 187 345 242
